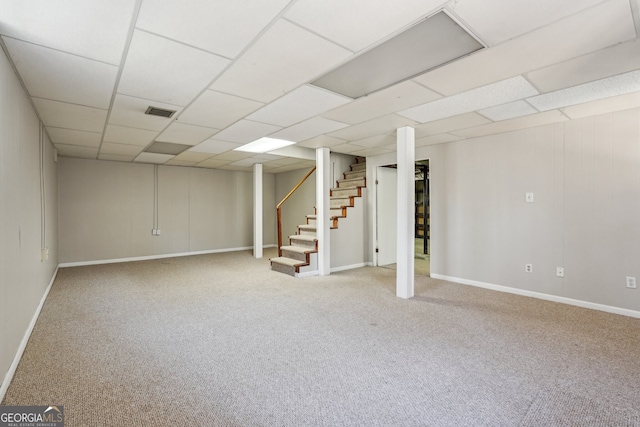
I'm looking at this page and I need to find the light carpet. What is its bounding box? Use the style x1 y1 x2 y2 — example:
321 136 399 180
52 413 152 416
3 248 640 426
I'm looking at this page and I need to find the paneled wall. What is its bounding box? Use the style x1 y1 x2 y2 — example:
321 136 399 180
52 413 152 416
368 108 640 313
58 158 276 263
0 47 58 390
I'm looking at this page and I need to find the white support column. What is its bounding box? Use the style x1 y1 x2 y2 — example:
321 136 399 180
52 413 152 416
397 127 415 299
316 147 331 276
253 163 263 259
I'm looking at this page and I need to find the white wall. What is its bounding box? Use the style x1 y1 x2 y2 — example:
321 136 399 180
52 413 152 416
0 47 58 393
58 158 276 263
368 109 640 314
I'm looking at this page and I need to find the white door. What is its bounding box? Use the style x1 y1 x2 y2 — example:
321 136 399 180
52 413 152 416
376 166 397 266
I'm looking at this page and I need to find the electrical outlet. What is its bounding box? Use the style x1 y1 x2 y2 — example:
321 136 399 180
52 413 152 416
626 277 637 289
525 192 534 203
156 229 161 236
40 248 49 261
151 229 156 235
556 267 564 277
525 264 533 273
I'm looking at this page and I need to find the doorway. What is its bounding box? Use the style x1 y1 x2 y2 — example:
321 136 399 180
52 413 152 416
375 160 431 276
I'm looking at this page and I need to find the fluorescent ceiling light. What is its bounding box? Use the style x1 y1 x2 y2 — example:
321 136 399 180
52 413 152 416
234 137 296 153
310 11 484 99
398 76 539 123
526 70 640 111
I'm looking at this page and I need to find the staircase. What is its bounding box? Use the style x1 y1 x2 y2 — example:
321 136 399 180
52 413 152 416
270 157 366 276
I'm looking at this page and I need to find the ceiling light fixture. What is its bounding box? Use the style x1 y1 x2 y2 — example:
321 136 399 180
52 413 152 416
234 137 296 153
310 11 484 99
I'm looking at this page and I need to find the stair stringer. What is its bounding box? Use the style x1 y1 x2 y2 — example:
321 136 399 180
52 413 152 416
330 190 369 271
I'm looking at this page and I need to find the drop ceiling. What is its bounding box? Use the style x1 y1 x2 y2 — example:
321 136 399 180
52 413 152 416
1 0 639 173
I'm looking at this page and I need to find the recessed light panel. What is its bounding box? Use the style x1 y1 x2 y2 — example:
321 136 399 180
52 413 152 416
310 11 484 98
144 142 192 155
234 137 296 153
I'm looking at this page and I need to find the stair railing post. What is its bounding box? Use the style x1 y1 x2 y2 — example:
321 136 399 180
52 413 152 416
276 167 316 258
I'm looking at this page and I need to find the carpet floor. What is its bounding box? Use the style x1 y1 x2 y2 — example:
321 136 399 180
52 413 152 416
3 249 640 426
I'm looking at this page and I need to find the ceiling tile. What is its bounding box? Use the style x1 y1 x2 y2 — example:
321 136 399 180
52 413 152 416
103 124 158 146
46 127 102 147
33 98 107 132
109 94 182 131
55 144 98 159
98 153 136 162
451 110 568 139
414 112 491 137
0 0 135 64
100 142 144 156
478 100 539 121
330 143 368 154
527 70 640 112
415 133 461 147
155 122 218 146
449 0 604 46
247 85 351 127
3 37 118 109
210 19 352 103
349 134 396 148
415 0 636 95
212 120 281 144
526 39 640 93
561 92 640 119
328 114 418 141
322 81 441 125
212 151 255 162
217 164 253 172
195 158 230 169
297 135 346 149
351 146 395 157
118 30 230 106
262 157 306 167
399 76 539 123
178 90 264 129
188 139 243 155
134 152 174 164
171 151 214 163
229 157 266 167
270 117 349 142
285 0 445 52
136 0 291 59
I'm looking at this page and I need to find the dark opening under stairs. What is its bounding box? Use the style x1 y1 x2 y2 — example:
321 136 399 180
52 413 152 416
270 158 366 276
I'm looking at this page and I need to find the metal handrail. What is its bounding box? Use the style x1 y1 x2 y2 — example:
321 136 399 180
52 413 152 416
276 167 316 256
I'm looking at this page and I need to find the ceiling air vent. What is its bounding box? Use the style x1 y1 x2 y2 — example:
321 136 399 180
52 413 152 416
145 106 177 118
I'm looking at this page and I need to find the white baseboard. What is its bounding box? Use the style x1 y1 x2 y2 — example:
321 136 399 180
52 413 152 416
331 262 372 273
296 270 319 278
59 245 277 268
0 266 59 403
431 274 640 319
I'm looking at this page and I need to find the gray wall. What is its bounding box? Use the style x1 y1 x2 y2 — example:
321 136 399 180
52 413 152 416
369 109 640 313
274 167 316 247
1 47 58 389
58 158 276 263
